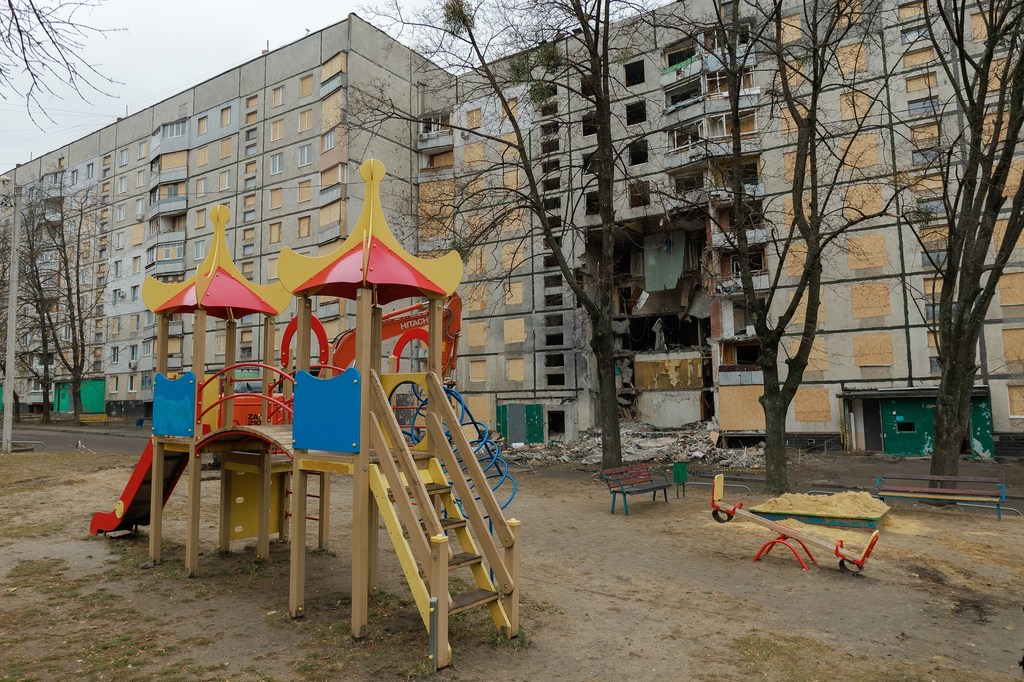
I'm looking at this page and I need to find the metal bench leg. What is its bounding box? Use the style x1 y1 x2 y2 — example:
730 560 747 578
662 489 668 503
610 493 617 515
623 495 629 516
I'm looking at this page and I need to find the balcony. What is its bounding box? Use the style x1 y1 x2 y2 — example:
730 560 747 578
660 55 703 86
146 195 188 219
168 320 184 336
166 355 183 371
711 225 770 248
713 270 770 294
148 167 187 190
718 366 763 385
150 257 186 277
665 136 761 170
709 182 765 205
417 129 454 152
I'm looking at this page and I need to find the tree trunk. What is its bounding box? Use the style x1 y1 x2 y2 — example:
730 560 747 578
13 391 20 423
72 380 83 423
760 390 791 495
40 381 51 423
590 310 621 470
931 376 973 480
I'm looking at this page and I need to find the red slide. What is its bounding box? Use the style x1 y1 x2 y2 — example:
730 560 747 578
89 439 190 534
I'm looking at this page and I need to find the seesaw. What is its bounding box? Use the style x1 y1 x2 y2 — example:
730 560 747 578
710 474 880 573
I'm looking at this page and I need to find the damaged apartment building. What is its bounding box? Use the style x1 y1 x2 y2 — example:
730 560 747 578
4 1 1024 456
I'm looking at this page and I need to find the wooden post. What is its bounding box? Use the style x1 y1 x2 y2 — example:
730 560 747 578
502 519 522 638
156 314 169 375
224 318 237 429
149 440 165 564
186 308 207 577
351 288 373 638
288 459 308 617
429 533 450 670
368 302 382 590
296 296 311 373
279 472 290 542
261 315 275 424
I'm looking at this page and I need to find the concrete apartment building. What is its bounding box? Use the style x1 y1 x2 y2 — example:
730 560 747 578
2 2 1023 457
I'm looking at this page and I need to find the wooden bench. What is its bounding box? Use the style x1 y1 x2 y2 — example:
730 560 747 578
78 413 109 426
874 473 1007 520
602 464 670 515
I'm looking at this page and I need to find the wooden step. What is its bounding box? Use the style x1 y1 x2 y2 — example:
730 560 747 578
448 552 482 570
388 482 451 500
403 517 467 540
449 588 500 615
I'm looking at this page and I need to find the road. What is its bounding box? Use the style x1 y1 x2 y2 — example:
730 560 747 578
10 423 150 455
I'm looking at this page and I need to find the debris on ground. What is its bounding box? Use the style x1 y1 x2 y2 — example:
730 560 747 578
506 419 766 468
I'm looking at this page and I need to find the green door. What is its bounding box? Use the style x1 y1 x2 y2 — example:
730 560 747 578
969 397 993 458
53 383 70 412
880 398 934 456
80 379 105 414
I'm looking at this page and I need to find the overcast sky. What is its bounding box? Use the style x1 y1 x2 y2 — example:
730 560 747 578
0 0 422 173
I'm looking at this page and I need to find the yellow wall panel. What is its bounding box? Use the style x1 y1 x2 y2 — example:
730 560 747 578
794 387 831 422
853 333 893 366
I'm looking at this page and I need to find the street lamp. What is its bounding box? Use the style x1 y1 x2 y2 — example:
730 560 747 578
1 176 21 453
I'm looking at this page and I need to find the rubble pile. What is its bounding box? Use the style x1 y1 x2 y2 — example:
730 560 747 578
511 419 767 468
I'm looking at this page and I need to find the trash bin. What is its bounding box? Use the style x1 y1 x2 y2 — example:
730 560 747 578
135 418 144 430
673 461 688 498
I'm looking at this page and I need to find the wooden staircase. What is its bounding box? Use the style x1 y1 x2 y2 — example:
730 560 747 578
366 370 520 669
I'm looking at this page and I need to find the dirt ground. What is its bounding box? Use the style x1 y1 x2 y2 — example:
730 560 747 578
1 449 1022 681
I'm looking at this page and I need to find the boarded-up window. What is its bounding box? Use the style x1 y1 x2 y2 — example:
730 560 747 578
219 170 231 190
836 42 867 77
794 387 831 422
904 47 935 67
267 257 278 280
993 219 1017 251
851 283 891 318
463 282 487 311
464 141 485 166
785 240 807 276
300 74 314 97
269 222 282 243
271 119 284 141
1002 329 1024 362
501 133 520 162
502 210 522 234
503 318 526 343
1005 158 1024 198
999 272 1024 305
911 122 940 142
467 322 488 347
219 137 232 159
198 116 208 135
847 233 886 269
853 333 893 366
466 108 482 129
502 244 524 271
914 174 943 193
469 359 487 382
504 169 519 190
790 336 827 372
843 134 878 168
196 208 206 228
844 183 884 219
319 200 342 227
791 289 826 325
502 97 518 119
419 179 455 238
840 90 871 121
989 58 1007 92
163 150 188 169
506 358 525 382
971 13 987 41
297 179 312 202
781 14 801 43
298 215 311 238
906 72 937 92
719 385 766 430
322 91 342 130
131 224 145 246
220 107 231 126
321 164 342 188
1009 385 1024 417
243 193 256 208
505 281 524 305
299 109 313 132
898 1 924 20
321 53 347 82
270 188 282 209
272 86 284 107
783 152 798 181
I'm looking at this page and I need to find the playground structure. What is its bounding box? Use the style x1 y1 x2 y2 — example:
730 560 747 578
90 160 521 669
710 475 880 573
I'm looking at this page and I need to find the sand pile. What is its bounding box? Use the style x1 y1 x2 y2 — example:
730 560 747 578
752 491 890 518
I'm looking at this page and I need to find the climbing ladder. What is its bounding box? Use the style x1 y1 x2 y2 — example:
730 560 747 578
365 370 520 668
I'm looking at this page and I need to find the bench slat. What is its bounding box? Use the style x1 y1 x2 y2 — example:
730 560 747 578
880 491 1000 503
880 485 1001 497
879 473 1001 484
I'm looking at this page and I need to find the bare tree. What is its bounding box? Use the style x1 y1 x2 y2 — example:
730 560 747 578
0 0 113 120
684 0 899 492
360 0 675 468
900 0 1024 477
19 171 102 422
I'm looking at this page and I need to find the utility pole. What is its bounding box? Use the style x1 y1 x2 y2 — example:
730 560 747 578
2 179 21 453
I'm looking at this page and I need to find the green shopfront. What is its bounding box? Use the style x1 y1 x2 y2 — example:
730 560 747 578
841 387 993 458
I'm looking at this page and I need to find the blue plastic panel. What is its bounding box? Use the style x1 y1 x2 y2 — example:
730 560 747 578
293 368 361 453
153 371 197 437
